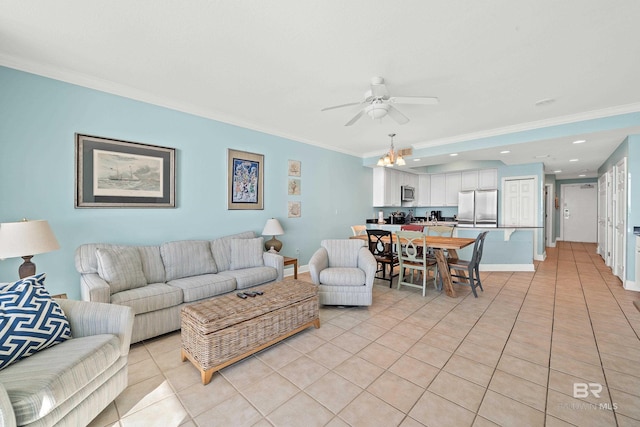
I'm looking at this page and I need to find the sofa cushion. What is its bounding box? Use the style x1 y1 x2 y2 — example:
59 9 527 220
111 283 183 315
319 267 366 286
161 240 217 281
0 333 121 425
167 274 237 302
218 267 278 290
230 237 265 270
0 273 71 370
96 247 147 294
210 231 256 273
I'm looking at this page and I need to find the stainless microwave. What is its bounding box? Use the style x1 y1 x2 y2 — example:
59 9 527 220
401 186 415 202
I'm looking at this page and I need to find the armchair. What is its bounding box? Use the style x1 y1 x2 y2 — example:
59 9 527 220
308 239 377 306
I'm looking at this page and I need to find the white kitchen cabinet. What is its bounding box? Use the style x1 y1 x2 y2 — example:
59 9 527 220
372 167 401 207
417 174 431 206
478 169 498 189
460 171 478 191
430 174 446 206
445 172 461 206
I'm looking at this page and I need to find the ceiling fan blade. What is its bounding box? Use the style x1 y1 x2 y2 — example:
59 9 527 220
345 109 366 126
321 101 361 112
389 96 439 105
387 105 410 125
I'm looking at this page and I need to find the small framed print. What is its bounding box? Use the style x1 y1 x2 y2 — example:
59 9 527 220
288 201 301 218
228 149 264 210
288 160 301 177
288 179 301 195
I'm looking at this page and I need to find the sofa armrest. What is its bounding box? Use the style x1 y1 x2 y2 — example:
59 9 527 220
0 383 16 427
263 252 284 281
308 247 329 285
79 273 111 303
357 247 377 288
56 299 134 357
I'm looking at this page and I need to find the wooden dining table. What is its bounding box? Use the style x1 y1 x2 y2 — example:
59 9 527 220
351 234 476 298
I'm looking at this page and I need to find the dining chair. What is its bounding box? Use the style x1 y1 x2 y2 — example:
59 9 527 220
425 225 455 259
365 229 399 287
351 225 367 236
395 231 438 296
446 231 489 297
400 224 425 232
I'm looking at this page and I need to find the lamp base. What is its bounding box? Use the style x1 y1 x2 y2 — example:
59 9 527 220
264 236 282 252
19 256 36 279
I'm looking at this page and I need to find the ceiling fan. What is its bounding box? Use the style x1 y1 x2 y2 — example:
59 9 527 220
321 76 439 126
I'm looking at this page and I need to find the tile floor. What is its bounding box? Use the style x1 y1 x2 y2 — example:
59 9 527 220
89 242 640 426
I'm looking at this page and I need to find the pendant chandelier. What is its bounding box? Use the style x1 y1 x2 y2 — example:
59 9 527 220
377 133 406 167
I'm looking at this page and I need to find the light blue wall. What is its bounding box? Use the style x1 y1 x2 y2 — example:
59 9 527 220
0 67 373 297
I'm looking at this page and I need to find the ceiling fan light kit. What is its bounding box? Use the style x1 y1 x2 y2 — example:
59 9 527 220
321 76 439 127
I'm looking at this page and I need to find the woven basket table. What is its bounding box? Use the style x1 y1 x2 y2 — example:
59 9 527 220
181 279 320 384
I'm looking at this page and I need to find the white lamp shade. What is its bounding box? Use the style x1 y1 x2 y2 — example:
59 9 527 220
0 220 60 259
262 218 284 236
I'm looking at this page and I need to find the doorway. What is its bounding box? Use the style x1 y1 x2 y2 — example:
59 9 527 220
545 184 554 248
560 183 597 243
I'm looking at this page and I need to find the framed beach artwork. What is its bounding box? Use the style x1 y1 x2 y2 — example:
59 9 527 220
75 134 175 208
288 201 301 218
288 179 301 195
228 149 264 210
288 160 301 177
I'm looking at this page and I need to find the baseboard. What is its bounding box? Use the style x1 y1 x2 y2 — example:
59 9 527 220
479 264 536 272
534 252 546 262
624 280 640 292
547 241 557 248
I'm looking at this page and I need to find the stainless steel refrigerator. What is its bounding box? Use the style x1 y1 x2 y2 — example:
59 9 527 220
457 190 498 227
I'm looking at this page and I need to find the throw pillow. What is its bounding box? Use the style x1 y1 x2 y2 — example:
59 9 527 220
229 237 265 270
160 240 218 281
96 247 147 294
0 273 72 370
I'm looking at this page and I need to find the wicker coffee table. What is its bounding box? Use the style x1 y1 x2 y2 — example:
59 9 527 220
181 279 320 385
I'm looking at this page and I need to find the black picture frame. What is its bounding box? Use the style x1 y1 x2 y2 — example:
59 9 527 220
75 134 176 208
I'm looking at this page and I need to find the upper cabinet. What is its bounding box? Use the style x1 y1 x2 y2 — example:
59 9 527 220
418 174 431 206
373 168 406 207
461 169 498 190
478 169 498 189
372 167 498 207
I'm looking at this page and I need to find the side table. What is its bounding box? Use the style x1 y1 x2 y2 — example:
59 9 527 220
283 256 298 279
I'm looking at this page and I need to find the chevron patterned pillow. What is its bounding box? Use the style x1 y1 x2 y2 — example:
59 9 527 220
0 273 71 370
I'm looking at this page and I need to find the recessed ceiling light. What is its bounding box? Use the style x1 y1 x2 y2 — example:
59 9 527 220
573 139 586 144
554 170 562 173
500 150 511 154
535 154 549 158
570 158 579 162
579 174 586 177
450 153 458 157
535 98 556 107
413 158 421 162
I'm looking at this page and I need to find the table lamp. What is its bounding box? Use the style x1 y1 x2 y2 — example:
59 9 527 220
262 218 284 252
0 219 60 279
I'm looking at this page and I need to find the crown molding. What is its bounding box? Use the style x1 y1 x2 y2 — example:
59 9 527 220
0 56 362 158
412 103 640 150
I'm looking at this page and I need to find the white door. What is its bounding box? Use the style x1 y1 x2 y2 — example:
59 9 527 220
561 184 597 242
613 158 627 279
606 169 614 266
545 184 554 247
597 174 607 257
502 178 536 226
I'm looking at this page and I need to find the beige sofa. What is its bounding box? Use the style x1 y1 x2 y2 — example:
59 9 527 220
75 231 284 343
0 299 133 427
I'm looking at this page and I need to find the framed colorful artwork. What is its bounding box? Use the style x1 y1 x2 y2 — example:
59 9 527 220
228 149 264 210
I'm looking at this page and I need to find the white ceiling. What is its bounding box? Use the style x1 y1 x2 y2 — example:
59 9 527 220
2 1 640 178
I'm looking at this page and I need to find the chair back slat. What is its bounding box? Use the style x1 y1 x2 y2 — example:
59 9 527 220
401 224 425 232
426 225 454 237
